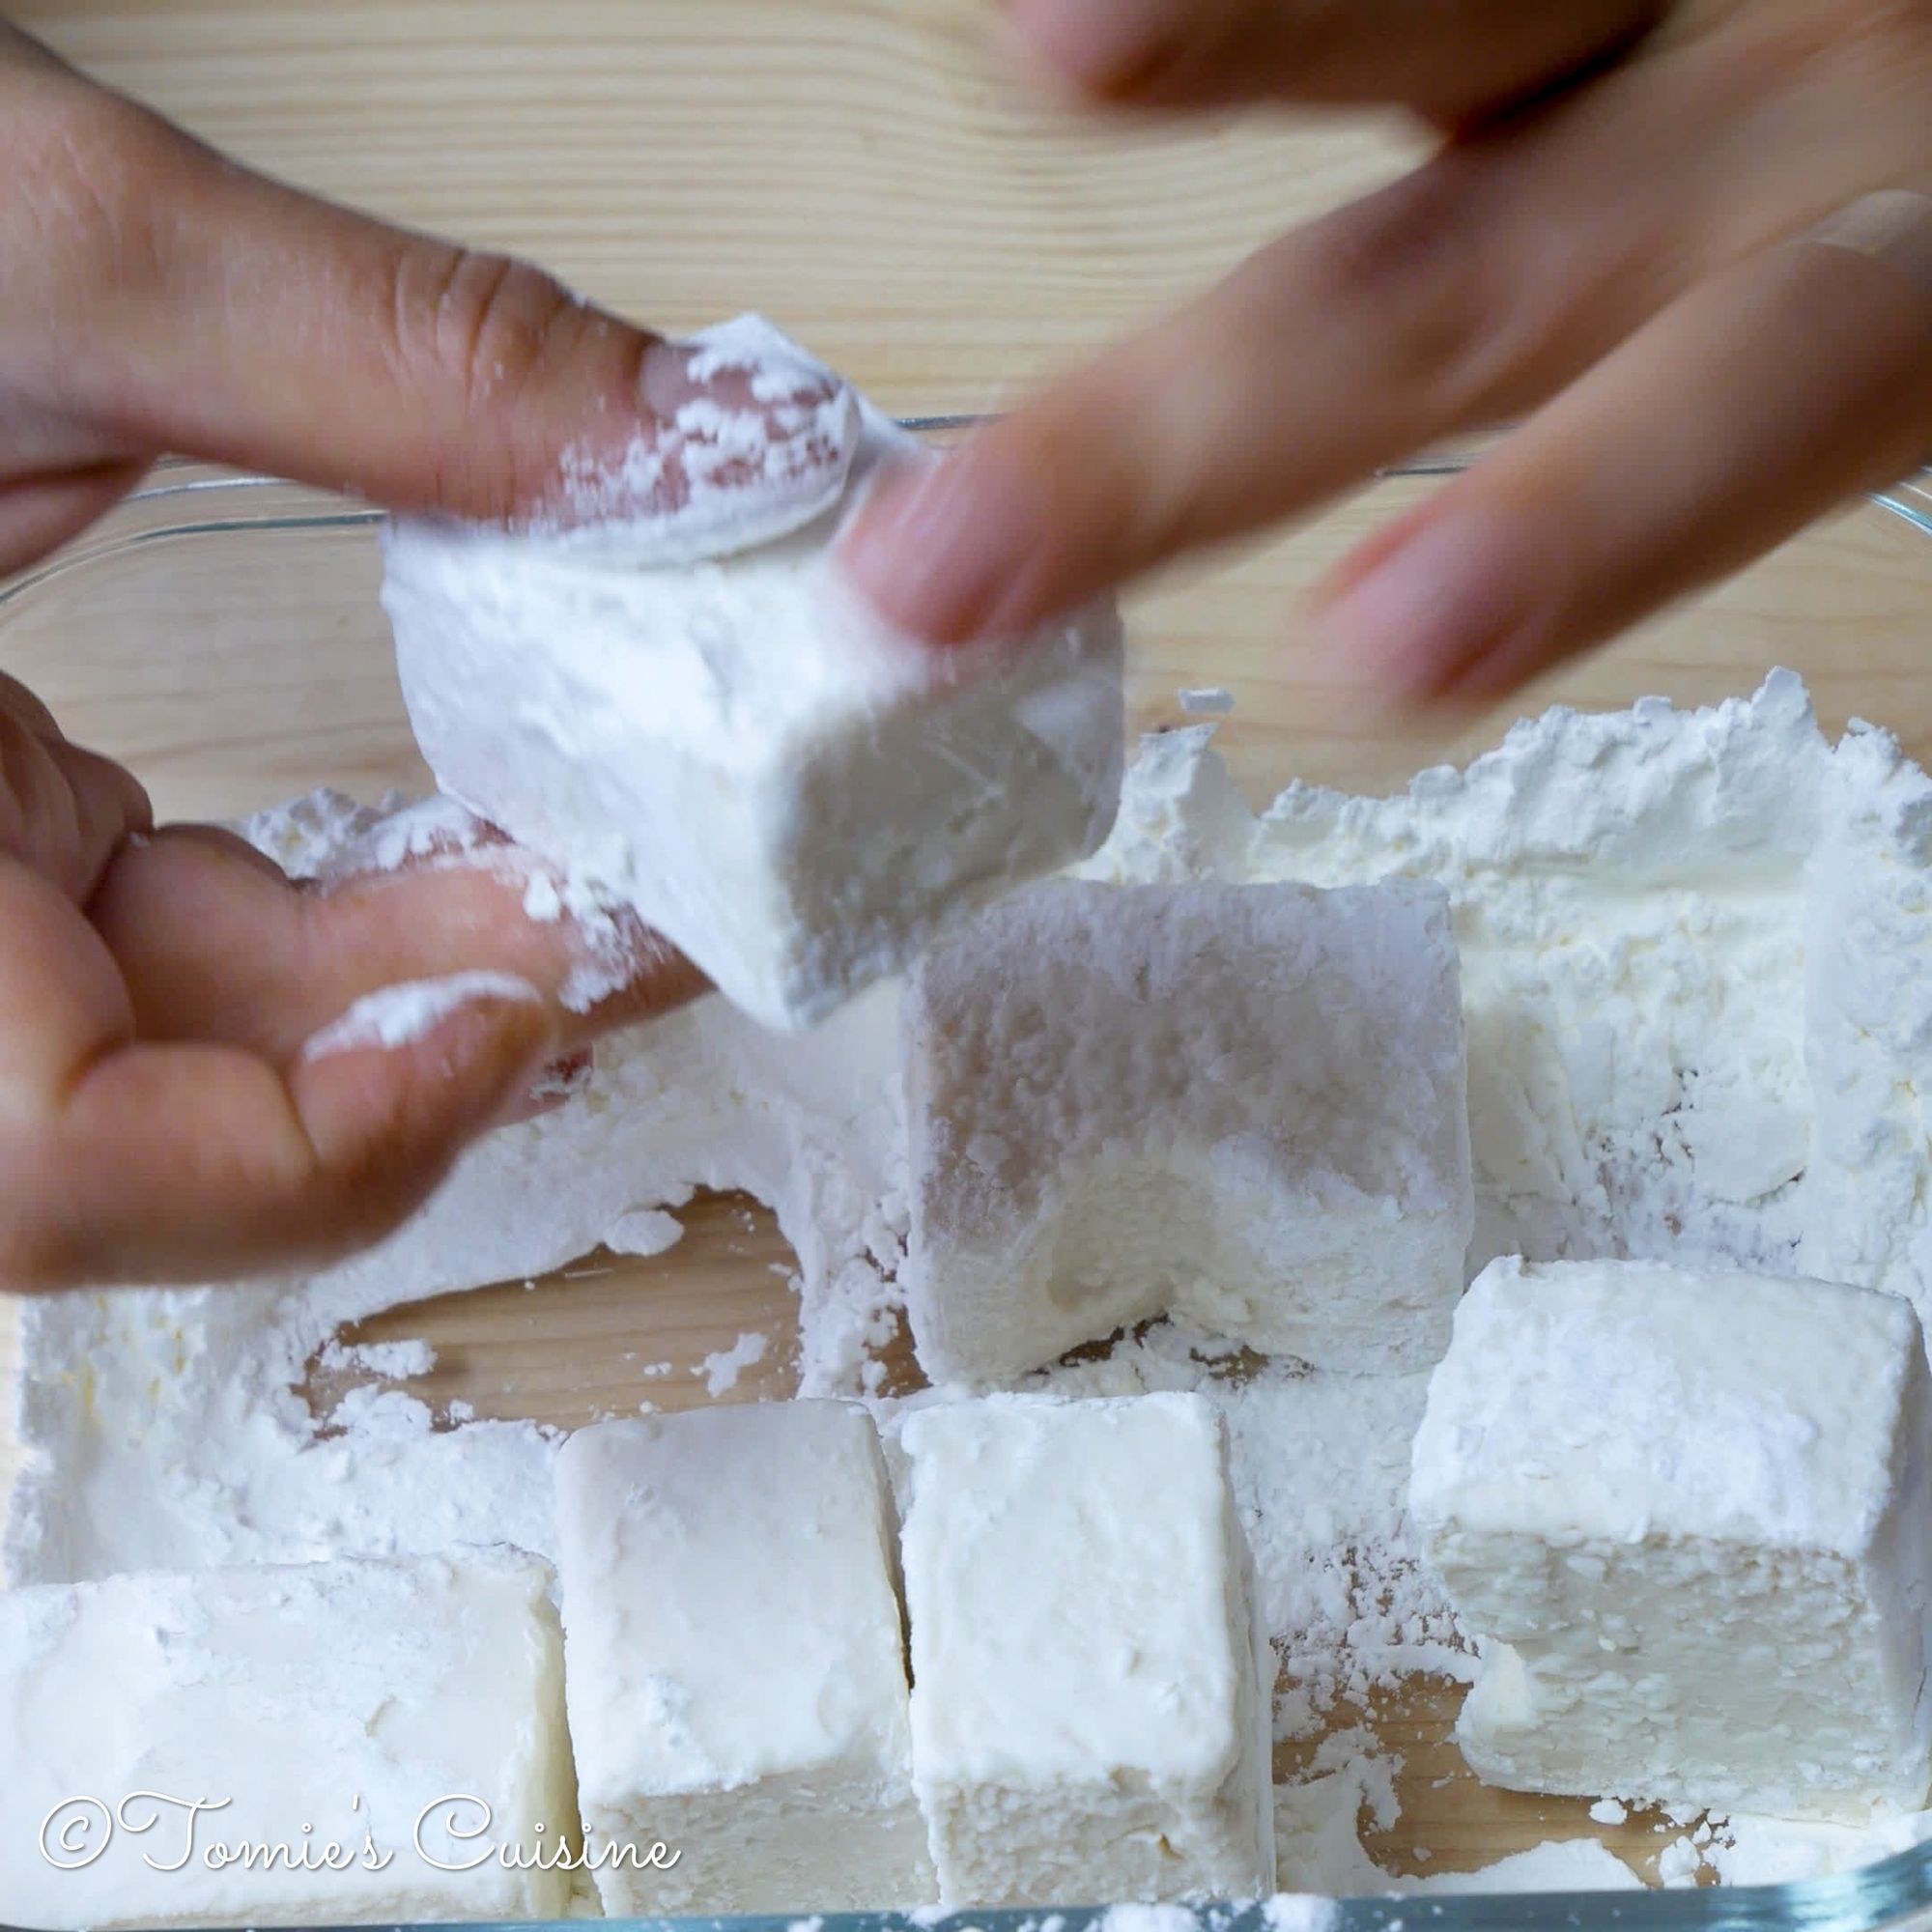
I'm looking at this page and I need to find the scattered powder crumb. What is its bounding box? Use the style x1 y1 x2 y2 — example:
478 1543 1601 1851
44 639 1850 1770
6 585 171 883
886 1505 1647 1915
1095 1906 1198 1932
1590 1798 1630 1827
326 1385 437 1437
523 871 563 922
316 1337 436 1380
446 1399 476 1425
699 1329 771 1397
604 1207 685 1259
1178 687 1235 716
1406 1840 1641 1895
1260 1898 1340 1932
1657 1836 1704 1887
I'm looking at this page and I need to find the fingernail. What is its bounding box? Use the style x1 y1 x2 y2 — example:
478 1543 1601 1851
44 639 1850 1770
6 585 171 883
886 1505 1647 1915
299 972 544 1064
1312 511 1523 708
838 456 1027 643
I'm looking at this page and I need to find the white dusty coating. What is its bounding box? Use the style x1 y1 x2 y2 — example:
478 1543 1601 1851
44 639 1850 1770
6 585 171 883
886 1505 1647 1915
1412 1256 1932 1821
382 313 1125 1031
554 313 866 562
553 1403 932 1913
1105 689 1822 1285
19 676 1932 1889
897 1392 1274 1907
299 971 542 1060
0 1549 575 1928
902 878 1472 1383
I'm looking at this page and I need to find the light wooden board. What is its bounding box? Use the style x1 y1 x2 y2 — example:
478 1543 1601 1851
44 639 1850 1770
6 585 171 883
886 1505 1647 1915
6 0 1932 1897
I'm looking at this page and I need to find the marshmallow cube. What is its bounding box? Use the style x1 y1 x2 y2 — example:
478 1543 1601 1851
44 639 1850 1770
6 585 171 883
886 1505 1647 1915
897 1391 1274 1906
554 1402 933 1913
903 878 1473 1383
1411 1257 1932 1821
382 322 1122 1032
0 1550 575 1928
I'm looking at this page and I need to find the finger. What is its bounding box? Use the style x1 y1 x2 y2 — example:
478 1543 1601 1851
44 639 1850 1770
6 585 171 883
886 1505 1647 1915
0 462 150 578
0 707 151 901
87 821 705 1063
1308 195 1932 709
841 0 1925 653
0 859 558 1288
5 56 853 528
0 672 61 738
839 134 1700 644
1001 0 1661 125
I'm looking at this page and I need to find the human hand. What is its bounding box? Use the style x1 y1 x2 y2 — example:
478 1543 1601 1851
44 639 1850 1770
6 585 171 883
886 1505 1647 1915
1 668 704 1289
840 0 1932 710
0 23 854 1287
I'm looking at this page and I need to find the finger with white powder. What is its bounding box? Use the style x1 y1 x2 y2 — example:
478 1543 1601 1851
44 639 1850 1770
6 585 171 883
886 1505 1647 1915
84 821 708 1067
0 857 559 1289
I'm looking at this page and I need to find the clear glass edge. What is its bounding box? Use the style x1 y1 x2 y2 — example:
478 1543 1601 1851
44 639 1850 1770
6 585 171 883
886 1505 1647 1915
4 435 1930 610
4 438 1932 1932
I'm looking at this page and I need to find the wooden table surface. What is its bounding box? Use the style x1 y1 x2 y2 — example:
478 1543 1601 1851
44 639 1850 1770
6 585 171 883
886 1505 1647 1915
5 0 1931 1893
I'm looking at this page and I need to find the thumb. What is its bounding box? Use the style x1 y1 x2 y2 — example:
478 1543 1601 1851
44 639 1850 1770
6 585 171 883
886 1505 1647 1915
10 43 847 526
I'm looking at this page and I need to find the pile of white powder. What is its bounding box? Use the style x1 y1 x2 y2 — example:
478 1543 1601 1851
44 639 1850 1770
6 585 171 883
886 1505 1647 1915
9 668 1932 1891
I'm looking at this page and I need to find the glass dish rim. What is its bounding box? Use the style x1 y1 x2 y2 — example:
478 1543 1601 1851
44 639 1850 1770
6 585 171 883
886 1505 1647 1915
4 440 1932 1932
3 435 1928 613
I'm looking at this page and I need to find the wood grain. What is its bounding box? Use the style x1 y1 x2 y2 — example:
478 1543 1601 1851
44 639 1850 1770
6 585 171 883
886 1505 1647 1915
4 0 1929 1896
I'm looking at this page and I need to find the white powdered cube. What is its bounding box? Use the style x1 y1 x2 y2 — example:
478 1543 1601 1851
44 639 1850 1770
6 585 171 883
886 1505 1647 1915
1412 1256 1932 1821
903 878 1472 1383
554 1402 933 1912
382 316 1122 1033
0 1549 575 1929
898 1392 1274 1906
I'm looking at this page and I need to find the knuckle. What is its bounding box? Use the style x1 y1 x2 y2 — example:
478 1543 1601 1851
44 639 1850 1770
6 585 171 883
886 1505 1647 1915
384 241 589 511
1276 154 1541 420
392 242 582 407
1298 159 1488 332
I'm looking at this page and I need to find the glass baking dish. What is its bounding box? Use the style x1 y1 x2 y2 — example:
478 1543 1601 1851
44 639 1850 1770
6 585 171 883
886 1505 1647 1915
2 448 1932 1932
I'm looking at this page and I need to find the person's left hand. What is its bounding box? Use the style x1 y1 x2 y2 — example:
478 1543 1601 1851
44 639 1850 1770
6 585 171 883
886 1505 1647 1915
0 23 816 1288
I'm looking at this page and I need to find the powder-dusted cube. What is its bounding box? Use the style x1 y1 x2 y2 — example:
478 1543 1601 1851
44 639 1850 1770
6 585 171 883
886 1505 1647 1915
0 1550 575 1928
1411 1257 1932 1821
383 318 1122 1033
554 1402 933 1912
898 1392 1274 1906
902 878 1473 1383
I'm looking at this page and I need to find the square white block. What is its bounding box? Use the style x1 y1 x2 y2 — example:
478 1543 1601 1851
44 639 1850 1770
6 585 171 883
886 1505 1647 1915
898 1391 1274 1906
382 319 1122 1032
1411 1256 1932 1820
902 878 1473 1383
0 1549 575 1928
554 1401 932 1912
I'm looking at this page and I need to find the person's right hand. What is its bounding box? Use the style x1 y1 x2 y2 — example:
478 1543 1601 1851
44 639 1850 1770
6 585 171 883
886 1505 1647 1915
841 0 1932 713
0 24 865 1290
